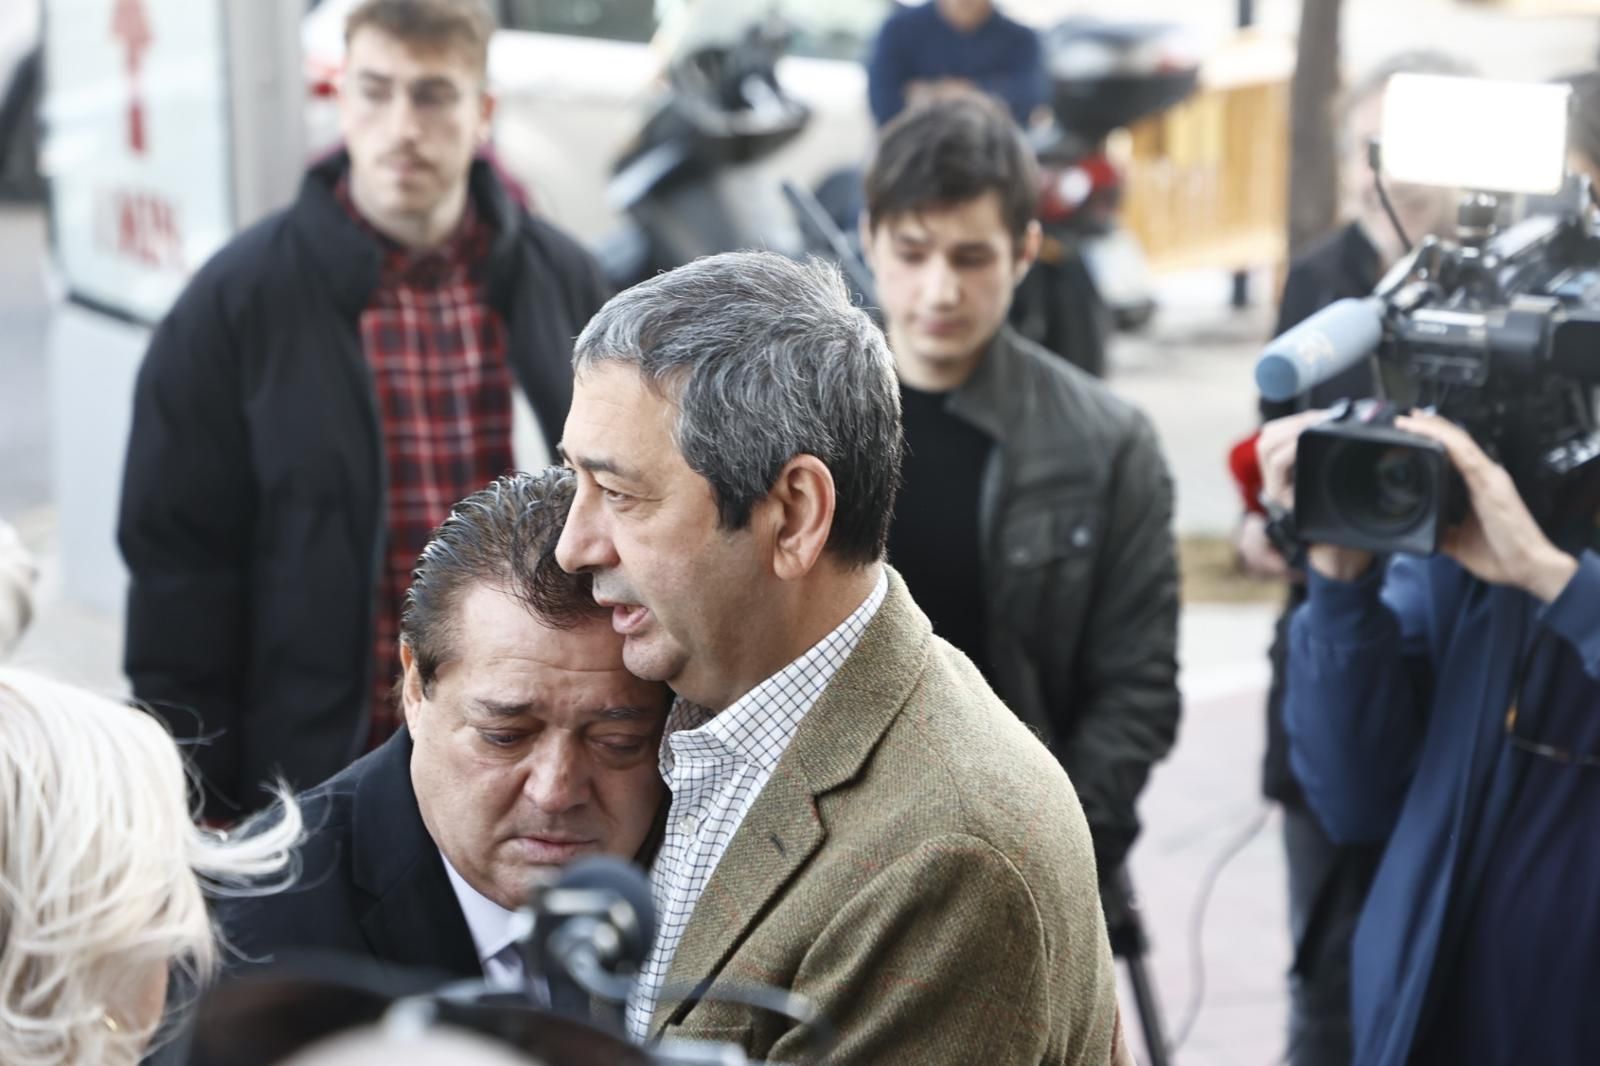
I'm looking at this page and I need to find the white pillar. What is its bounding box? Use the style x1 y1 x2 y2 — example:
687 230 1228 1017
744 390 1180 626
43 0 304 612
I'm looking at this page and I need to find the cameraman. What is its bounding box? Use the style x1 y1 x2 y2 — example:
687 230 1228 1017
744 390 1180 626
1258 408 1600 1066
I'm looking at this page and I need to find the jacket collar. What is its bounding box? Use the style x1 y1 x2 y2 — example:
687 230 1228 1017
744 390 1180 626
290 150 524 319
651 567 931 1036
1341 221 1383 293
943 326 1025 442
349 729 482 979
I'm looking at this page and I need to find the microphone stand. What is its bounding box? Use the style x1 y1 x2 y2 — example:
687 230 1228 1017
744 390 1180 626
1103 865 1173 1066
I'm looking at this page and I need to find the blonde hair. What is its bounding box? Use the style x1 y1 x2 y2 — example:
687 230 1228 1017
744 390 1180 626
0 668 302 1065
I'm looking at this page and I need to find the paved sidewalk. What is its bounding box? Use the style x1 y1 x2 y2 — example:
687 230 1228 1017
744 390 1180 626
1105 280 1295 1066
1125 606 1284 1066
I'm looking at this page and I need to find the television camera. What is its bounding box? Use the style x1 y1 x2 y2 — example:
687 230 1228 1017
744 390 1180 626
1256 74 1600 555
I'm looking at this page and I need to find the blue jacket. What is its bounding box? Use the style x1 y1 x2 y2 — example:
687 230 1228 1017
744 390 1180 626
1284 549 1600 1065
867 3 1047 127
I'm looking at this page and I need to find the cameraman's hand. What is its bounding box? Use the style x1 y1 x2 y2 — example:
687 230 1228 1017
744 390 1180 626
1235 512 1290 580
1256 411 1376 582
1395 411 1578 602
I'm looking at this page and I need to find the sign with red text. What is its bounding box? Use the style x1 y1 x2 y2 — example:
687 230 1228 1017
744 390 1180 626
43 0 233 323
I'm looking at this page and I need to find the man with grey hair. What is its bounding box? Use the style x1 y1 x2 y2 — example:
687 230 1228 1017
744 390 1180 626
557 251 1128 1062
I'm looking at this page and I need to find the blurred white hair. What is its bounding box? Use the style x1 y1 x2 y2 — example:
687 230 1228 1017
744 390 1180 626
0 667 302 1065
0 520 36 658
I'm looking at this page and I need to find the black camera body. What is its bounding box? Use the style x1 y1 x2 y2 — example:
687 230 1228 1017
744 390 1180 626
1264 190 1600 556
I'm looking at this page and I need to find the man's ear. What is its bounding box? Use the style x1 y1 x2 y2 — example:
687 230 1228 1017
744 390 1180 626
764 455 837 582
1013 219 1043 286
399 642 425 733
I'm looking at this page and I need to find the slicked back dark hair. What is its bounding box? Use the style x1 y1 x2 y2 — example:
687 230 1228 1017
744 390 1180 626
864 91 1040 244
400 468 601 694
345 0 495 76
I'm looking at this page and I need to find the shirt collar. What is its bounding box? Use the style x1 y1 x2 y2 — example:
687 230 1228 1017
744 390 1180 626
440 851 522 968
661 569 889 780
334 175 486 288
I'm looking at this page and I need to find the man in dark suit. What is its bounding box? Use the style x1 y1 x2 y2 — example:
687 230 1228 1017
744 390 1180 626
218 469 672 988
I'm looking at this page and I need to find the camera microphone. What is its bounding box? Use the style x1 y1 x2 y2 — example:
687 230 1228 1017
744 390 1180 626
1255 297 1384 403
523 856 658 1028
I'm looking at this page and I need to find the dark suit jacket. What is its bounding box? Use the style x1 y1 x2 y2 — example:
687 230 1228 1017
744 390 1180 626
215 729 482 983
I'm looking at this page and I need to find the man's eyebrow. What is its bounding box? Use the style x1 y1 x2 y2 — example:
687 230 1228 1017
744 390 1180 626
469 698 531 719
557 446 645 484
408 76 460 94
352 70 392 85
467 700 662 723
593 706 663 724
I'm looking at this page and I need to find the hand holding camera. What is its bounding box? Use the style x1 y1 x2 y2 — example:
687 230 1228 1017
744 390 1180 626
1255 409 1375 583
1389 411 1577 601
1257 408 1579 601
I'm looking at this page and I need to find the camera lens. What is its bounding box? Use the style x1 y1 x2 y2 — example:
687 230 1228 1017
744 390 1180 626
1374 448 1429 519
1328 441 1434 535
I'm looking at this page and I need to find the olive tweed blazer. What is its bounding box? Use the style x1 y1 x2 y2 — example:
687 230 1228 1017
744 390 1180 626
652 569 1128 1064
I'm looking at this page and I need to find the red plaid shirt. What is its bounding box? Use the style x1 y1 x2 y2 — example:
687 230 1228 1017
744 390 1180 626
339 182 515 745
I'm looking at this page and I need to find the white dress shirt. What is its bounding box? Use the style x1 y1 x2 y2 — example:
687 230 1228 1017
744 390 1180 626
441 852 527 990
625 571 889 1040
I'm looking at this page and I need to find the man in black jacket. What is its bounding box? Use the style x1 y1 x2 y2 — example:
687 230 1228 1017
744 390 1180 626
218 470 670 989
859 93 1180 882
118 0 609 820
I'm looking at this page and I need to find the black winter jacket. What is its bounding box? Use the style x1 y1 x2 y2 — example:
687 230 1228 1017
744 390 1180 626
118 153 609 819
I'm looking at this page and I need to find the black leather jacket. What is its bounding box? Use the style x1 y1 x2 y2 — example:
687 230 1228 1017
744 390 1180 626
943 327 1182 874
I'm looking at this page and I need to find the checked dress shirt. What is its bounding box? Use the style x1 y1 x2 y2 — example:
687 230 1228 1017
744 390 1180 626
625 571 889 1041
337 181 516 744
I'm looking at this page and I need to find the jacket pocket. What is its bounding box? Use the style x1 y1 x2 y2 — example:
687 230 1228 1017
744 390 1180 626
995 494 1101 654
656 1021 753 1053
999 495 1099 570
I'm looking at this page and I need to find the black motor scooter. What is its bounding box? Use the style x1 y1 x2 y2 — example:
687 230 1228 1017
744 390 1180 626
1010 18 1199 377
595 23 812 292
